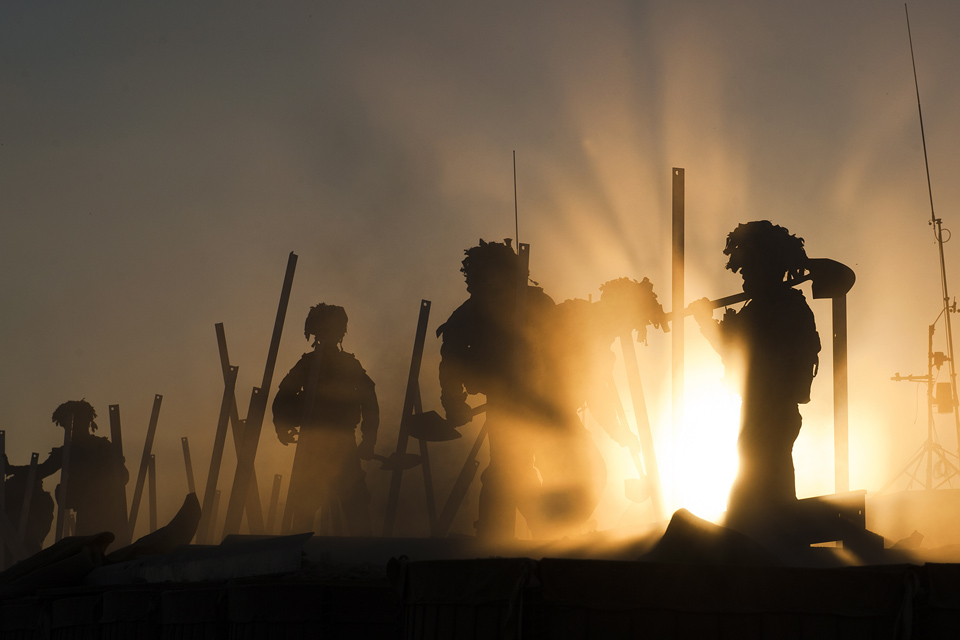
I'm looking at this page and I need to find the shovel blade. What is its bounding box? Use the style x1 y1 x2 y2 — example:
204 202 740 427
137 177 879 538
379 453 422 471
406 411 462 441
808 258 856 299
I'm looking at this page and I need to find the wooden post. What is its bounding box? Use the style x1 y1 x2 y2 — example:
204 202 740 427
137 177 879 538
382 300 431 537
181 437 197 495
266 474 282 534
148 454 158 533
128 394 163 538
18 453 39 542
197 365 239 544
55 418 74 542
672 167 685 508
223 252 297 538
215 323 265 534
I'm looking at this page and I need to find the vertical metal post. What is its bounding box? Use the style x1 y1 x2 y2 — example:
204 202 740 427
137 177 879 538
128 394 163 537
383 300 432 537
266 474 282 534
197 365 238 544
55 418 73 542
109 405 124 458
210 490 221 541
18 453 39 542
671 168 685 508
215 323 265 533
833 295 850 493
223 252 297 538
181 437 197 495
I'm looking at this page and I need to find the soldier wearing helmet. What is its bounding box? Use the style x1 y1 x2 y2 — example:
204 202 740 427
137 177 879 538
9 399 129 546
437 239 605 540
272 303 379 535
691 221 821 530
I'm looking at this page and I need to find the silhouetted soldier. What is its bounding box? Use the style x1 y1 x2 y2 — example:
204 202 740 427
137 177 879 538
691 221 821 529
273 303 379 535
550 277 667 451
438 239 603 539
9 400 130 543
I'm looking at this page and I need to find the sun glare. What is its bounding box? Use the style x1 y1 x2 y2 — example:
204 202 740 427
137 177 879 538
670 381 741 522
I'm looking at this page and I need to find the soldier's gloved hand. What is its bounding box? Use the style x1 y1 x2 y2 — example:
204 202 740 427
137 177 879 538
357 438 375 461
443 400 473 428
689 297 714 327
276 425 299 446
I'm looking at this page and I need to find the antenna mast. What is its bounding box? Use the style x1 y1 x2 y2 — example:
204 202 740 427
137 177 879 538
905 4 960 458
513 150 520 248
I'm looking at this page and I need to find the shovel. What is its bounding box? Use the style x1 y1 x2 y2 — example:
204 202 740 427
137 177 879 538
370 452 422 471
405 410 463 442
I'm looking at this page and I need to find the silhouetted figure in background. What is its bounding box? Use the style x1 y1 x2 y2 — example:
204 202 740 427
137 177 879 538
8 400 129 544
691 221 820 531
550 277 667 451
273 303 379 536
438 239 604 540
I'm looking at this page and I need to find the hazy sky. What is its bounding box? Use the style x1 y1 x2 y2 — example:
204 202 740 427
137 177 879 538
3 0 960 540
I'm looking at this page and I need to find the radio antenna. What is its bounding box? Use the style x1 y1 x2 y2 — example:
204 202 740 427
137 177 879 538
513 150 520 248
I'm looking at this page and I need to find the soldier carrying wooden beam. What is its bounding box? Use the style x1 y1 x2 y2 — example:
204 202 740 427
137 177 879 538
689 221 821 535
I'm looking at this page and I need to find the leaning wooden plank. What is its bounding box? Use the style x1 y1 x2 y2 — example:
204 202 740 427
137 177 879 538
55 418 73 542
222 252 297 538
196 365 239 544
17 453 39 542
127 394 163 538
215 323 265 534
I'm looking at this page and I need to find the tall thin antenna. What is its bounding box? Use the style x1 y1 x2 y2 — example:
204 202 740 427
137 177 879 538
905 4 960 459
513 150 519 248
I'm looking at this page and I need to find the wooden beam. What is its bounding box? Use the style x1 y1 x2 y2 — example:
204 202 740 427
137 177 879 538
181 437 197 495
148 454 158 533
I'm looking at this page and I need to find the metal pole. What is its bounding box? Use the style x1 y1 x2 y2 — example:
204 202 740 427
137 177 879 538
128 394 162 538
215 323 265 533
18 453 38 542
223 252 297 538
148 454 158 533
382 300 432 537
197 365 239 543
671 167 685 508
266 474 282 534
833 295 850 493
181 437 197 495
